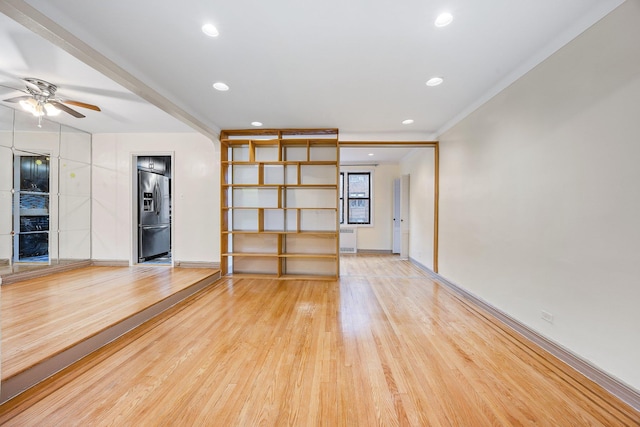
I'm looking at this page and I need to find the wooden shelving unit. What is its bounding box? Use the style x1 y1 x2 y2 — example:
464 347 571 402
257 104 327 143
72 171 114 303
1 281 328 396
220 129 339 279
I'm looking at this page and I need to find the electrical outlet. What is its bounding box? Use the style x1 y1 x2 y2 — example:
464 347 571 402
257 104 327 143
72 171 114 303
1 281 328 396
541 310 554 323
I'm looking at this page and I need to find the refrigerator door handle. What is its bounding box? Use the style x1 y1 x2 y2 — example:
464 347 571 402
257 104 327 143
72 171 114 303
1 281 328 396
154 181 161 216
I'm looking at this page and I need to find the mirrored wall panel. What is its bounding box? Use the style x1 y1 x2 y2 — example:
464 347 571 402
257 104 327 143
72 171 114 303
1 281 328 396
0 106 12 272
59 125 91 262
0 103 92 277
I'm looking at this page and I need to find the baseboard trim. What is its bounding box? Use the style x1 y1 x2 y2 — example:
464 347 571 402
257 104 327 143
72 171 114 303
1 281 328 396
91 260 221 269
174 261 220 269
91 260 130 267
409 257 640 412
355 249 393 254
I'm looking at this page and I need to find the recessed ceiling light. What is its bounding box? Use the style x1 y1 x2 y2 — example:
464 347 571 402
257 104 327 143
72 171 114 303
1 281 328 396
368 153 374 156
434 12 453 27
213 82 229 91
251 121 263 127
202 24 219 37
402 119 414 125
426 77 444 87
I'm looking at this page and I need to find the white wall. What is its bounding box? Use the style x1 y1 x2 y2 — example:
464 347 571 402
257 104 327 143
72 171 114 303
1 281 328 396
400 148 435 269
340 164 397 251
92 133 219 264
438 1 640 390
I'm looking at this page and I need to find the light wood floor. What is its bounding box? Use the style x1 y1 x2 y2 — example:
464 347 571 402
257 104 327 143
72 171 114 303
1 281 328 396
1 255 638 425
1 265 219 381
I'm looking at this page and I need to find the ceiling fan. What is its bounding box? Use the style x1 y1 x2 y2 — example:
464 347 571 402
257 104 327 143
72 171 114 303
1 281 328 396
1 77 101 126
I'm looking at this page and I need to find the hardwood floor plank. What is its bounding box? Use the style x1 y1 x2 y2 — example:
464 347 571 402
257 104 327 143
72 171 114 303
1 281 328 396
0 255 638 425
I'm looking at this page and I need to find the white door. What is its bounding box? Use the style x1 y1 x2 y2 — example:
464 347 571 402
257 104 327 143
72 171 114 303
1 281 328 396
392 175 410 258
400 174 410 259
392 178 401 253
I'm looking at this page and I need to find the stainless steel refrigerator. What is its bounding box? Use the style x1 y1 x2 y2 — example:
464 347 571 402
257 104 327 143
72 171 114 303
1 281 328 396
138 170 170 262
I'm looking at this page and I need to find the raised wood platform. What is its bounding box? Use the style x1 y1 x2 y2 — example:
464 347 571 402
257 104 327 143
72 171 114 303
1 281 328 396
0 255 637 425
1 265 220 404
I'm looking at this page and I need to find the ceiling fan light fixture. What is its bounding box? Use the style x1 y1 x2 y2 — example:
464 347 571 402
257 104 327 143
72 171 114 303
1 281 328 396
19 98 36 114
44 103 61 116
202 24 219 37
19 98 44 116
6 78 100 121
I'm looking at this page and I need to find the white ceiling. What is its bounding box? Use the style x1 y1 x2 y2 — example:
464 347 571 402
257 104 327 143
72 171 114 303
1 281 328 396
340 146 431 165
0 0 625 147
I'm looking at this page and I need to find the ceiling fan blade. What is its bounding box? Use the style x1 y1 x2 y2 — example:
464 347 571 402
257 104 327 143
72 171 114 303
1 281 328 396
60 99 101 111
49 100 85 118
3 95 32 103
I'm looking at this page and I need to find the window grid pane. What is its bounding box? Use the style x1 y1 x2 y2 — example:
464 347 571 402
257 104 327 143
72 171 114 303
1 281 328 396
347 173 369 198
348 199 369 224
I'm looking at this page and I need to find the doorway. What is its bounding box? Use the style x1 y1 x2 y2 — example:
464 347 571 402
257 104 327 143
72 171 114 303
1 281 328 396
13 154 50 263
135 155 172 265
392 174 409 259
339 142 438 270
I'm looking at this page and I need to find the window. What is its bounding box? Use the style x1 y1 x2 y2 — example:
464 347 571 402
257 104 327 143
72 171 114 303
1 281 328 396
338 171 372 226
346 172 370 224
